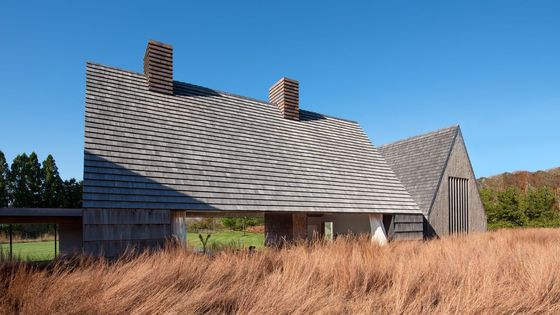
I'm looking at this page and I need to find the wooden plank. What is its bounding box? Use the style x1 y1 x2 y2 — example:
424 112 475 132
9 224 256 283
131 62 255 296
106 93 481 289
83 239 166 257
84 224 171 241
83 208 170 224
393 214 424 223
392 231 423 241
393 222 423 233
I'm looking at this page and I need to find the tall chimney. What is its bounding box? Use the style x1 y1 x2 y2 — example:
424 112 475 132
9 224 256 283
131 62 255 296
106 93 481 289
144 40 173 95
269 77 299 121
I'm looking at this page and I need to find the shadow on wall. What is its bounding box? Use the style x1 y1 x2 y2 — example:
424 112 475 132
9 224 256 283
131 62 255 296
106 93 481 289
299 110 327 122
83 151 223 256
173 81 222 98
423 217 438 239
83 151 219 210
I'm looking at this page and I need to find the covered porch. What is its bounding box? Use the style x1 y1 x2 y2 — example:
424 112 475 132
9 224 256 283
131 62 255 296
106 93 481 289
177 211 424 247
0 208 83 259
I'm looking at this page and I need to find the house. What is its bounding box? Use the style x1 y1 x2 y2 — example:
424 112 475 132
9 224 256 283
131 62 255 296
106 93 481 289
378 126 487 237
0 40 488 258
82 40 425 256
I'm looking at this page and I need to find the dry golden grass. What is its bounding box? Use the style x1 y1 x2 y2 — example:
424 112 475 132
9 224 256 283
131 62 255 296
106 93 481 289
2 228 560 314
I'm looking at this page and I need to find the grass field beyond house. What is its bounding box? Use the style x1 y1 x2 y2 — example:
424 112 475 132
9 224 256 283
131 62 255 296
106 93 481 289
187 231 264 249
0 231 262 261
0 241 56 261
2 228 560 314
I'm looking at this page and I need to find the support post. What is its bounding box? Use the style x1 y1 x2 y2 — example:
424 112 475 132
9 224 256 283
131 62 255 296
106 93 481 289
369 214 388 246
9 224 13 260
171 211 187 246
54 224 57 258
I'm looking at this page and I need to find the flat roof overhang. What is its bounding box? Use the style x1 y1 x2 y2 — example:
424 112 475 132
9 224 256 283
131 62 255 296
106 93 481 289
0 208 82 224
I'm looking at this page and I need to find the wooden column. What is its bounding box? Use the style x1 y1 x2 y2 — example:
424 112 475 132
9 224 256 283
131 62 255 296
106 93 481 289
54 224 57 257
170 211 187 246
9 224 12 260
292 213 307 240
369 214 388 246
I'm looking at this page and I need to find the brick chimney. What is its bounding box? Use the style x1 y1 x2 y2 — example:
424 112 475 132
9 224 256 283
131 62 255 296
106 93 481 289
144 40 173 95
269 77 299 121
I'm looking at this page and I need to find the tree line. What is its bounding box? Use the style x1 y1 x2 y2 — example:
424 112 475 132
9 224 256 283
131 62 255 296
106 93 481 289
481 186 559 229
0 151 82 208
188 217 264 232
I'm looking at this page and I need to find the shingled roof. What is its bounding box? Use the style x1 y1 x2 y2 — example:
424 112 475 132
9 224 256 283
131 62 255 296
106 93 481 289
83 63 421 214
378 126 459 215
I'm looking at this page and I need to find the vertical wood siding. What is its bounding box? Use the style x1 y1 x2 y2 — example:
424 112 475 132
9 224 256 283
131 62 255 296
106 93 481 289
448 177 469 234
427 132 487 236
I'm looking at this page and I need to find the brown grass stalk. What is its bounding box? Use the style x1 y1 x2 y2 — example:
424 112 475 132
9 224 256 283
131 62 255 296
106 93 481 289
1 228 560 314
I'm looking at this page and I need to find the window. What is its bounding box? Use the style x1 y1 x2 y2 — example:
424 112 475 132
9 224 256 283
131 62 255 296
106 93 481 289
448 177 469 234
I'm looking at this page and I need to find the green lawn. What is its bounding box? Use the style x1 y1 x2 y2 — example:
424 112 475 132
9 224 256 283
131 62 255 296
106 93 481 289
0 231 263 260
187 231 264 249
0 240 57 261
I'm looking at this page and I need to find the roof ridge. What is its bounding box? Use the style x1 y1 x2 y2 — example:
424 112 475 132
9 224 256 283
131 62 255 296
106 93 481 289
378 125 459 148
86 62 358 124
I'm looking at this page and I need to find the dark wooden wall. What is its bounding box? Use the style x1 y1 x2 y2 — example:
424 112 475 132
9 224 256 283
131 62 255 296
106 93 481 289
428 132 487 236
59 222 83 255
264 213 308 246
82 209 171 257
264 213 292 246
387 214 424 240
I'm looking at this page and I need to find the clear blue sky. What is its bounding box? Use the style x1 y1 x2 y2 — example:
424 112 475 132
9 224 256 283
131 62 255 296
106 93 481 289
1 1 559 180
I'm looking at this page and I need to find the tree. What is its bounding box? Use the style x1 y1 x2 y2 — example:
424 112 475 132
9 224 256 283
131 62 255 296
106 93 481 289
61 178 83 208
26 152 43 207
41 155 63 207
480 188 498 224
524 187 557 221
496 187 527 226
8 153 30 207
222 216 263 232
0 151 9 207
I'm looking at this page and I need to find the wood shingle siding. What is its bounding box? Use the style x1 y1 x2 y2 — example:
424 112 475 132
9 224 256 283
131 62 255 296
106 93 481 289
82 208 171 257
84 63 421 214
378 126 459 216
386 214 424 241
379 126 487 237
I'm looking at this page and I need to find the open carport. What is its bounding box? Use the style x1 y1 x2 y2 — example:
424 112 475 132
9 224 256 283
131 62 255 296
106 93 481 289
0 208 82 259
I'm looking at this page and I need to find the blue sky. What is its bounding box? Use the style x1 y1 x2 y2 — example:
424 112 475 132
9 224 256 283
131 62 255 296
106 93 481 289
1 1 559 179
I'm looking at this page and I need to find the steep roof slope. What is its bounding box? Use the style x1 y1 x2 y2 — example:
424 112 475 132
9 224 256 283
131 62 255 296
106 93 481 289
83 63 420 214
378 126 459 215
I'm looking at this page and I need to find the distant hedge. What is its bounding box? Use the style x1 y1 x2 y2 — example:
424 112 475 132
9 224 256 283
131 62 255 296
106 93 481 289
481 186 560 229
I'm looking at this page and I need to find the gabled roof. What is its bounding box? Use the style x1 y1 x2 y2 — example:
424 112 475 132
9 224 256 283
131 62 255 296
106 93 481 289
378 126 459 215
83 63 421 214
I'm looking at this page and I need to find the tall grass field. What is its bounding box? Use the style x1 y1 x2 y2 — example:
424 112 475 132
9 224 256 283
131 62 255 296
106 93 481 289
1 228 560 314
